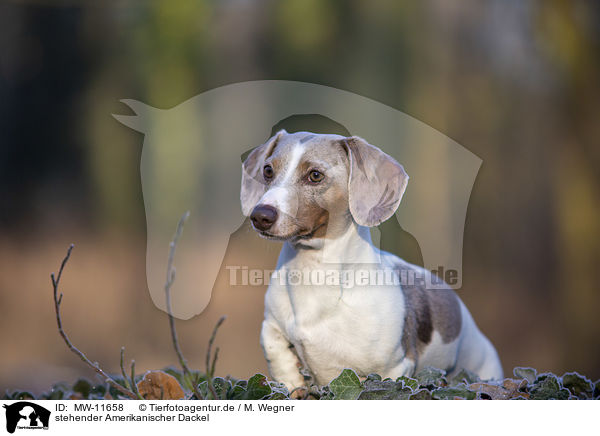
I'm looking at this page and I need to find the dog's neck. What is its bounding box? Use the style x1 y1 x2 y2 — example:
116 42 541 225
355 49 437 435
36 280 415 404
281 220 381 267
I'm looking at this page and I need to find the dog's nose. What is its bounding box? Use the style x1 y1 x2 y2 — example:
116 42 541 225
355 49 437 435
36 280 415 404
251 205 278 231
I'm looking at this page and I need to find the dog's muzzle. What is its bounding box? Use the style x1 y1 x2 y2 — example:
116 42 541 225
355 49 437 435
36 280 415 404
251 205 278 231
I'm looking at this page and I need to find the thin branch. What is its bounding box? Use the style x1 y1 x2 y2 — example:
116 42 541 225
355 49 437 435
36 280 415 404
130 359 142 399
204 316 226 400
206 316 226 378
210 347 220 378
165 211 204 399
120 347 132 391
51 245 137 400
119 348 144 399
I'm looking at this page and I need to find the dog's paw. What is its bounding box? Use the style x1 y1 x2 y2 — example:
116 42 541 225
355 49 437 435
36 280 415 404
289 387 308 400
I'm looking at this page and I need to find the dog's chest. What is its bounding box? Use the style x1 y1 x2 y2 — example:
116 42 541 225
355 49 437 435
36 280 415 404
267 278 406 380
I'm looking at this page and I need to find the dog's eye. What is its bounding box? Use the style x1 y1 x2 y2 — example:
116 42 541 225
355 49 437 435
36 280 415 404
308 170 324 183
263 165 274 180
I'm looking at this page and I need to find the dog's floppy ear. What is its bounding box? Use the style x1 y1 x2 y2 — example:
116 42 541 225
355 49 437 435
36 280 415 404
342 136 409 227
240 130 286 216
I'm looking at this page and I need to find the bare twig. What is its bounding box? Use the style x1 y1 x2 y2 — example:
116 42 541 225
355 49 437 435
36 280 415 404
203 315 226 399
51 245 137 399
206 316 226 378
130 359 142 399
119 347 144 399
119 347 132 391
210 347 220 378
165 211 205 399
52 214 228 401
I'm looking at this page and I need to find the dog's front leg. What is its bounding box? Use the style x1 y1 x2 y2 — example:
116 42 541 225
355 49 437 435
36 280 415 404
260 320 305 390
389 357 416 379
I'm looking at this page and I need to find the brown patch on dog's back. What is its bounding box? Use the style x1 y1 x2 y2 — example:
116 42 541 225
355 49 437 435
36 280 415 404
397 261 462 363
429 288 462 343
401 283 431 361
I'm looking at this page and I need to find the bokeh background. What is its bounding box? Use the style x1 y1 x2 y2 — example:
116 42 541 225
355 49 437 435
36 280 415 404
1 0 599 394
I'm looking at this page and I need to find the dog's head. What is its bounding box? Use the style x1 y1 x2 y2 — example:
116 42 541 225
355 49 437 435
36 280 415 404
241 130 408 244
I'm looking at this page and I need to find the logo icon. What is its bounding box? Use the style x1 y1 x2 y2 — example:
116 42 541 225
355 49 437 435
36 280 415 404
3 402 50 433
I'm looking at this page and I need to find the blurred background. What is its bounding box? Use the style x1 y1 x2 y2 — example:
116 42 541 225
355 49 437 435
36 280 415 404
1 0 599 394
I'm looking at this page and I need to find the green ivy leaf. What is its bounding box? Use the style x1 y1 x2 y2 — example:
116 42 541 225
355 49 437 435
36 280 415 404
44 383 70 400
235 379 248 388
229 384 247 400
72 378 92 399
358 385 413 400
243 374 272 400
415 367 447 388
269 381 290 398
212 377 232 400
329 369 363 400
432 383 476 400
89 384 106 400
449 369 480 386
561 372 593 398
319 390 335 400
365 373 382 382
513 367 537 384
363 378 397 392
108 378 132 399
530 374 570 400
5 391 36 400
409 389 433 400
396 376 419 391
197 380 210 398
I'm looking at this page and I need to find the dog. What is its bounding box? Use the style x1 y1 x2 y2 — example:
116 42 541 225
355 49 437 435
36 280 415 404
240 130 503 389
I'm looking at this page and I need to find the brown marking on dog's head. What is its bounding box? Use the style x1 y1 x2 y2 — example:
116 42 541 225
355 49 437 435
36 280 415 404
241 131 350 242
241 131 409 244
240 129 286 216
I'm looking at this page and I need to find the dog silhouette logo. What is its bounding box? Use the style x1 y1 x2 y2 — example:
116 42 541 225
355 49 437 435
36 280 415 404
113 80 482 319
3 402 50 433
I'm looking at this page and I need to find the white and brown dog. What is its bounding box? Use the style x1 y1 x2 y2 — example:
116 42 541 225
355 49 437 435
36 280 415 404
241 130 503 389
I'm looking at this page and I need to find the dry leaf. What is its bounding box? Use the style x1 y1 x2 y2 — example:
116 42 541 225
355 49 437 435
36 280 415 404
469 379 529 400
136 370 185 400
